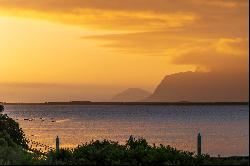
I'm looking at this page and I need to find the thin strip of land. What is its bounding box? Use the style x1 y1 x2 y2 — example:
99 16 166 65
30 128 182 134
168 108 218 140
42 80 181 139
2 101 249 105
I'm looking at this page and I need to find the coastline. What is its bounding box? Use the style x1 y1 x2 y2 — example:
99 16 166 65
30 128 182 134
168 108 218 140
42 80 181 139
3 101 249 106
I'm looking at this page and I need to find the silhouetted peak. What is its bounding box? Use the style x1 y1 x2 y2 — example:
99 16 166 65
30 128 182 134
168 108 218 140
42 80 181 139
111 88 151 102
146 71 249 102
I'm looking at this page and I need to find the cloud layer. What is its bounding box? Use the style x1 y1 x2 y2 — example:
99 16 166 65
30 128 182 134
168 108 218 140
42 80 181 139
0 0 248 102
0 0 248 72
0 0 248 31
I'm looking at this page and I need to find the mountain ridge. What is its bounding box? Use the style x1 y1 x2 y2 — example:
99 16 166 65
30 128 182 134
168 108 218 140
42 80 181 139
146 71 249 102
111 88 151 102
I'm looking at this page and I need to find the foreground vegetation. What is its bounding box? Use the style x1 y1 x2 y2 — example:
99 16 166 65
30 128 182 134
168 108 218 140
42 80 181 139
0 109 249 165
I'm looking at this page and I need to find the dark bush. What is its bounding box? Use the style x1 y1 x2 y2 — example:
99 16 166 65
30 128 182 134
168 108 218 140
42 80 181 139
0 104 4 112
44 136 208 165
0 114 28 149
0 132 35 165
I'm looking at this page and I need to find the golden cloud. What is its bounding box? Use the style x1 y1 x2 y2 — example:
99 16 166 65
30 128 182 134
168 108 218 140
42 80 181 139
0 0 248 73
172 38 249 73
0 0 248 32
0 2 197 31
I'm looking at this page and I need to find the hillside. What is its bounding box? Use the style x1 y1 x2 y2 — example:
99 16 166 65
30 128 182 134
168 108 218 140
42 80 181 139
146 71 249 102
111 88 151 102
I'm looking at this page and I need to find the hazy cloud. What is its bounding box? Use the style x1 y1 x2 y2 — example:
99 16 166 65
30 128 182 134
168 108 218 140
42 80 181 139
0 1 199 31
172 38 249 73
0 82 126 102
0 0 248 31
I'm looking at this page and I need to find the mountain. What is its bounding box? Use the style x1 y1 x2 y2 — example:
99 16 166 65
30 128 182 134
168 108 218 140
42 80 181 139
111 88 151 102
146 71 249 102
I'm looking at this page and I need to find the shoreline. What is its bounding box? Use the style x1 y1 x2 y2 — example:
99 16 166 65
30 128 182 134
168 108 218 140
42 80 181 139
2 101 249 106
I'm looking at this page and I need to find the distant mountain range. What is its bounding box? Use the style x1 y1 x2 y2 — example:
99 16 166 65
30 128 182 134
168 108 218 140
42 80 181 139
146 71 249 102
112 71 249 102
111 88 151 102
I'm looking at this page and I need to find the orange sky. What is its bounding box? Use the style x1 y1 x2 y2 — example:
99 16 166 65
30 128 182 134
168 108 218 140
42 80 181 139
0 0 249 102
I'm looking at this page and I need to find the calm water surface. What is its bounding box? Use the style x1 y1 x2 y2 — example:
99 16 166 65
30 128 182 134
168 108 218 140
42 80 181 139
4 104 249 157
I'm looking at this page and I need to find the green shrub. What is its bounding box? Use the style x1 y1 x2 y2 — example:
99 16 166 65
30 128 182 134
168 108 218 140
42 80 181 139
0 132 34 165
44 136 208 165
72 140 127 165
0 114 28 149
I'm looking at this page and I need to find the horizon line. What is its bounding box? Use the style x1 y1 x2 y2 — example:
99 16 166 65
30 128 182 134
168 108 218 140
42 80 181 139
1 101 249 106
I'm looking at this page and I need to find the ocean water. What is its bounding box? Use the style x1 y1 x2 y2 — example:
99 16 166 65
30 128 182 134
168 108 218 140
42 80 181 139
4 104 249 157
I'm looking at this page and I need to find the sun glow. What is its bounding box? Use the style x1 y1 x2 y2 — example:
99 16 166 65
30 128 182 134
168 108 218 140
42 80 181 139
0 0 248 102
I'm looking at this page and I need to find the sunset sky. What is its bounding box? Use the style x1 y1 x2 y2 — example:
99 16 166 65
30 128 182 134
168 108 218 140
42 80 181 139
0 0 249 102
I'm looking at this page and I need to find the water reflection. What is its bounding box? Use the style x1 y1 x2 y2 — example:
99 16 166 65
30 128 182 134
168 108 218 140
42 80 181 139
5 105 249 157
